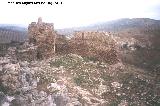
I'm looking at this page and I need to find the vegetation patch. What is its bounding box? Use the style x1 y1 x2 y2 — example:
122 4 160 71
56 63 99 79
50 54 84 69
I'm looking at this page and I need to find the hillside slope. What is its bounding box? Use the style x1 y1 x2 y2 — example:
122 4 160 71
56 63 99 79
0 25 27 43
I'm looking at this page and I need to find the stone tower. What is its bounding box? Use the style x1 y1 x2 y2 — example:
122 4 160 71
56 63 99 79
38 17 42 24
28 17 57 59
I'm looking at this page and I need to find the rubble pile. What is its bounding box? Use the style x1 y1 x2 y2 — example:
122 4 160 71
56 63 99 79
28 17 57 59
16 42 38 61
0 56 82 106
68 31 119 64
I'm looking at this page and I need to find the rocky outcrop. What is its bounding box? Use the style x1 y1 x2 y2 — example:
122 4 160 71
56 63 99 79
16 42 38 61
0 56 82 106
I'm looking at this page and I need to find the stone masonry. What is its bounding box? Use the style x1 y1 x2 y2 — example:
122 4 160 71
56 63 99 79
28 17 57 59
69 31 120 64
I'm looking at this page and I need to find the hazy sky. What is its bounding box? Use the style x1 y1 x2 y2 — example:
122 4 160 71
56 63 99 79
0 0 160 28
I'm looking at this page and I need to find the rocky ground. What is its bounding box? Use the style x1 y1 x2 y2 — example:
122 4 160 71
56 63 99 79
0 44 160 106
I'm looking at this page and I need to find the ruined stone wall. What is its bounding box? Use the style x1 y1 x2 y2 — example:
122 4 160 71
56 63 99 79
16 42 38 61
69 31 120 64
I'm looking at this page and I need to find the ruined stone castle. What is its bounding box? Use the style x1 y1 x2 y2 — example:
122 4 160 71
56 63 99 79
16 18 119 64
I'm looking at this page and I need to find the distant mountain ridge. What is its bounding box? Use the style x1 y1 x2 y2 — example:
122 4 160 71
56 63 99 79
0 24 27 32
87 18 160 31
57 18 160 35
